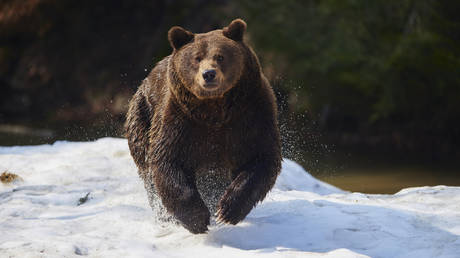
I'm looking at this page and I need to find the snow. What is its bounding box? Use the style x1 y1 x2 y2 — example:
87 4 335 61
1 137 459 258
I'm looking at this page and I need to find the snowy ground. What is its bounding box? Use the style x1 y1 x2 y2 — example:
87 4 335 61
1 137 459 258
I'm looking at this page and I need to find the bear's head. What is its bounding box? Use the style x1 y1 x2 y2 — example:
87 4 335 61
168 19 249 99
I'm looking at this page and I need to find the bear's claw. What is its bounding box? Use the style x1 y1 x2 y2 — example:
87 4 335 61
216 199 248 225
215 208 231 225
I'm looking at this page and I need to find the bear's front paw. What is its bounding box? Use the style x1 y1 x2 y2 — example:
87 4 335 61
216 190 255 225
176 204 210 234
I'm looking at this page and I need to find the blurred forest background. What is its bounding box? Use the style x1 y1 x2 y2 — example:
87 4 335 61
1 0 459 193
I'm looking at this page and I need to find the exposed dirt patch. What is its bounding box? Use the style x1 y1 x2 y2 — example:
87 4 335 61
1 171 23 184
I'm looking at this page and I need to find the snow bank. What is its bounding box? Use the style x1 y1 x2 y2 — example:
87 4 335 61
1 138 459 257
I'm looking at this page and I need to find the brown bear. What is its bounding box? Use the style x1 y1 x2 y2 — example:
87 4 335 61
125 19 281 234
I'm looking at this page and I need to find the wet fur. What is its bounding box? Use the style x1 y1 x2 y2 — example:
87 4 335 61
126 19 281 234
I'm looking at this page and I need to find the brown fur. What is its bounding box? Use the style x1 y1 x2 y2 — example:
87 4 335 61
126 19 281 234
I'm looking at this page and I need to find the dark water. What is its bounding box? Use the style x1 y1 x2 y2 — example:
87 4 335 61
1 125 459 194
296 145 460 194
317 163 460 194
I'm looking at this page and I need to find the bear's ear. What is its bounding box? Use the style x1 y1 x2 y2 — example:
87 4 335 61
168 26 194 50
223 19 247 41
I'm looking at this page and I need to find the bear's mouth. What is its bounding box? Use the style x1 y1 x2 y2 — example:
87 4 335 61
202 82 219 90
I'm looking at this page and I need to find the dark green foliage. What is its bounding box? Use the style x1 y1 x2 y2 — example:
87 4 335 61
1 0 459 157
231 0 460 156
0 0 223 125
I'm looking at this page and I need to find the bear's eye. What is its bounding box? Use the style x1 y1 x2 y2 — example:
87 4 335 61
195 56 202 62
215 55 224 62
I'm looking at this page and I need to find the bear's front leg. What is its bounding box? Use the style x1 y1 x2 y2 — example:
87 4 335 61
216 156 281 224
151 164 210 234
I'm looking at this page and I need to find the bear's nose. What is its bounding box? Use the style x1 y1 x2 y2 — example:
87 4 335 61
202 69 216 83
